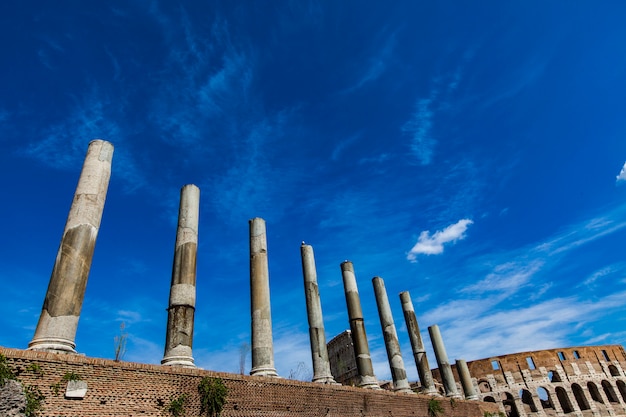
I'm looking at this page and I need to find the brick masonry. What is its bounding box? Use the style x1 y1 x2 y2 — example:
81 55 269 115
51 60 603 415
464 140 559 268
1 347 497 417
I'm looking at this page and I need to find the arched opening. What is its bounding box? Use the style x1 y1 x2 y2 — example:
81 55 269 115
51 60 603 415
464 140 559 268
502 392 519 417
608 365 620 377
478 379 491 393
572 383 590 411
519 389 537 413
484 396 496 403
588 382 604 404
548 370 561 382
602 380 619 403
556 386 574 413
537 387 554 410
616 380 626 402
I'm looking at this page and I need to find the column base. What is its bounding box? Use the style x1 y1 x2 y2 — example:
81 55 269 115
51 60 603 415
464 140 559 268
358 375 382 390
312 375 340 384
161 355 196 368
28 337 77 354
250 365 278 377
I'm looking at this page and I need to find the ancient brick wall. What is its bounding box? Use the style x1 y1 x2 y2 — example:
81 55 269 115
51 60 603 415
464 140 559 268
0 347 496 417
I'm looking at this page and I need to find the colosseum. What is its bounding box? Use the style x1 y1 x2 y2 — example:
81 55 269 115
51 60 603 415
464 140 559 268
437 344 626 417
328 332 626 417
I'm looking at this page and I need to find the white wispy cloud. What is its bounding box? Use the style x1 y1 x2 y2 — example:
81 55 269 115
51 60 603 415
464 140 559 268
407 219 473 260
331 133 361 161
344 31 397 93
462 259 544 296
20 87 147 193
402 98 436 166
411 203 626 361
616 162 626 182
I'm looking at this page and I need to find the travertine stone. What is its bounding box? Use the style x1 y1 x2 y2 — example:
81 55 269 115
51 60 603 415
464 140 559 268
249 218 278 377
399 291 438 395
162 184 200 367
372 277 413 393
340 261 380 389
65 380 88 399
29 140 114 353
429 324 460 398
456 359 478 400
301 243 337 384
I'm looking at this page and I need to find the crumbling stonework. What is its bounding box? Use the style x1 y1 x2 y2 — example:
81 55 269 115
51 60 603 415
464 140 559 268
433 345 626 417
328 330 360 386
0 379 26 417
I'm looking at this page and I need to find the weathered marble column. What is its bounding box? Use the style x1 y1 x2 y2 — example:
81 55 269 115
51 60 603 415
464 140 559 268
162 184 200 367
340 261 380 389
428 324 460 397
399 291 438 395
29 140 114 353
249 218 278 377
456 359 478 400
372 277 413 393
301 243 336 383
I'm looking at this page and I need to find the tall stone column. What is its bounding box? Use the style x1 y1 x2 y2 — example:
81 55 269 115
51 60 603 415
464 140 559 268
456 359 478 400
249 218 278 377
428 324 460 397
162 184 200 367
340 261 380 389
399 291 438 395
372 277 413 393
301 243 336 383
29 140 114 353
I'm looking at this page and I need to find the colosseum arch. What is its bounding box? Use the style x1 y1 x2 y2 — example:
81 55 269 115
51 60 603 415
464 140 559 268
616 380 626 402
478 379 491 393
519 389 538 413
548 370 561 382
501 392 519 417
608 365 620 377
484 396 496 403
601 380 619 403
555 386 574 414
537 387 554 410
571 383 590 411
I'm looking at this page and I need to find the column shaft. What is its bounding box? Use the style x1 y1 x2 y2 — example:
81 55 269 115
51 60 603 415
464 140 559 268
399 291 437 394
428 324 460 397
372 277 413 393
301 244 336 383
29 139 114 353
162 184 200 367
340 261 379 389
249 218 278 377
456 359 478 400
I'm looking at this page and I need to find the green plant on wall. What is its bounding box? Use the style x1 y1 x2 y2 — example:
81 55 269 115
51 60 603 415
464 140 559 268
24 385 45 417
428 397 444 417
0 354 16 385
62 371 81 382
168 394 187 417
26 363 44 376
198 377 228 417
483 412 506 417
50 381 62 396
0 355 45 416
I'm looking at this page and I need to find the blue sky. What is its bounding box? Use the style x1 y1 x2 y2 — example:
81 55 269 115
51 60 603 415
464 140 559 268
1 1 626 381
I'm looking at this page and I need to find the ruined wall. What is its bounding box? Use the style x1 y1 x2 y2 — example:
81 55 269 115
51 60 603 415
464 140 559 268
327 330 359 386
0 347 496 417
433 345 626 417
